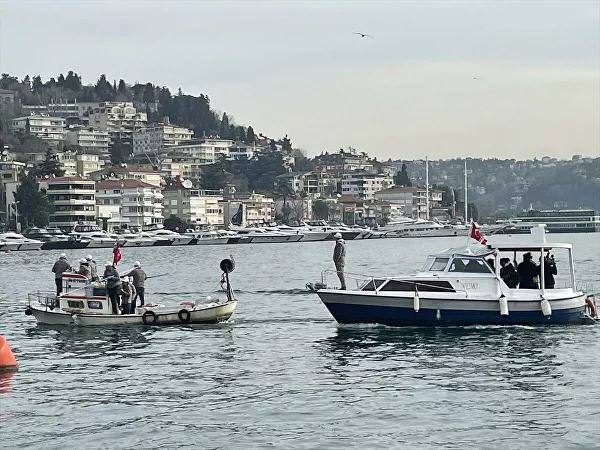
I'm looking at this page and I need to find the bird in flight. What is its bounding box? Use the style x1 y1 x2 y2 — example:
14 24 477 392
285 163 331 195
353 32 374 38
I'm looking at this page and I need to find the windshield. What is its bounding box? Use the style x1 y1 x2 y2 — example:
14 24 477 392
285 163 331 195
429 257 449 271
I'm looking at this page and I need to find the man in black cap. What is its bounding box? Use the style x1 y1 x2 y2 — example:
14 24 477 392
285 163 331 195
517 252 539 289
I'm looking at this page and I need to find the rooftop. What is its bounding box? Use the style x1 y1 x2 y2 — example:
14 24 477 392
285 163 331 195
42 176 91 183
96 179 157 189
89 164 161 176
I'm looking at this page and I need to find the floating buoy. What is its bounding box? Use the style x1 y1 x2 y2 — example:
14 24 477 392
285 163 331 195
499 295 509 316
0 335 18 373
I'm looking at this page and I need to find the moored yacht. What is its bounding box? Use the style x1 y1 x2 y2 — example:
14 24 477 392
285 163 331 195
184 229 239 245
142 224 194 245
0 232 44 251
22 227 89 250
69 224 118 248
228 224 303 243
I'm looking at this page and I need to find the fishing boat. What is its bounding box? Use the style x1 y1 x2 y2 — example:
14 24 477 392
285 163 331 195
311 225 598 326
25 259 238 326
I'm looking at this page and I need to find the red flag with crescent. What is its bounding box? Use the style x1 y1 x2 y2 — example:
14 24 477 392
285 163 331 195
113 241 122 265
469 222 487 245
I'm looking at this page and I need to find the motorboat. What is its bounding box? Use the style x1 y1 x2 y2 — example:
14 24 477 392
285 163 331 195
25 258 238 326
112 227 171 247
228 224 303 243
311 225 598 326
142 224 193 246
69 224 119 248
262 224 331 242
184 229 239 245
0 232 44 251
302 221 361 240
22 227 90 250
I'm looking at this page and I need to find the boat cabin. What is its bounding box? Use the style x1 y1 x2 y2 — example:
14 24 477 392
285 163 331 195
55 273 114 315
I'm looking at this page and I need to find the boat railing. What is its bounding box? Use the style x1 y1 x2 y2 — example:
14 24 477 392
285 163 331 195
28 292 57 310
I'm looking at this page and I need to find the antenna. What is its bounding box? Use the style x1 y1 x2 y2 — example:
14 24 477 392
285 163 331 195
182 179 193 189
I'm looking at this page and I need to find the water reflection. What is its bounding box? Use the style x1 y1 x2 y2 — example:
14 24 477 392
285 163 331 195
0 372 15 394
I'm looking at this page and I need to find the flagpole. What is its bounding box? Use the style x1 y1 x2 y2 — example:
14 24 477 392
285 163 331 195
464 159 468 225
425 156 429 221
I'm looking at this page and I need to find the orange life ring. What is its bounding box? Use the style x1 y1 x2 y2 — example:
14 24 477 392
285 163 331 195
585 297 597 318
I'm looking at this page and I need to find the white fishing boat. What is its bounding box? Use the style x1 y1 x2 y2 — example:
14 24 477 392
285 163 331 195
25 259 238 326
69 224 119 248
311 225 598 326
0 232 44 251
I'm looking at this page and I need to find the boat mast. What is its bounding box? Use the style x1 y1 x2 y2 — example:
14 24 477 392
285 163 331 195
464 159 468 224
425 156 429 220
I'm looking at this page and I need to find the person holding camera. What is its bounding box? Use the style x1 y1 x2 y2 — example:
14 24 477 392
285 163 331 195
541 252 558 289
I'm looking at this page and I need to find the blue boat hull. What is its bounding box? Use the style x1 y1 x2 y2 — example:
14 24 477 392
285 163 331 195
322 301 587 326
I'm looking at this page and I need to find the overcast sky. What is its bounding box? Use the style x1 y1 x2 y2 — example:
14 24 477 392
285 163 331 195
1 0 598 160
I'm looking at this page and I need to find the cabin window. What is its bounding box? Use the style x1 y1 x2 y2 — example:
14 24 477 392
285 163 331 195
67 300 85 309
421 257 435 272
429 257 449 271
87 301 103 309
449 258 492 274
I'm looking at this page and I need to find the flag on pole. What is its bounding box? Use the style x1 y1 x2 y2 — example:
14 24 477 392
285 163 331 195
469 222 487 245
113 241 122 266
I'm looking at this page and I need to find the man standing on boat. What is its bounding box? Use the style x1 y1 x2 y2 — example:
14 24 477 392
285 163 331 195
104 262 122 314
125 261 147 308
333 232 347 290
500 258 519 288
86 255 98 282
517 252 539 289
51 253 71 296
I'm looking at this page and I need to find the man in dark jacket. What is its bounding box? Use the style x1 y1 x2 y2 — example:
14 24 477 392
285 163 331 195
103 262 121 314
333 232 346 290
500 258 519 288
517 252 539 289
51 253 71 296
541 253 558 289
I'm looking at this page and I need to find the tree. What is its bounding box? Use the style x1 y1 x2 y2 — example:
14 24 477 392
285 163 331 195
64 71 82 91
143 82 155 103
14 172 52 228
163 214 187 232
246 126 256 144
281 134 292 151
395 163 412 186
312 200 329 220
110 138 130 165
36 148 64 178
289 198 306 222
57 74 66 87
94 74 114 101
32 75 44 95
219 112 230 138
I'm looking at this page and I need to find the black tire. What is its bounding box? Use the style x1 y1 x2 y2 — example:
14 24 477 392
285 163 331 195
25 308 32 316
178 309 191 323
142 310 157 325
220 258 235 273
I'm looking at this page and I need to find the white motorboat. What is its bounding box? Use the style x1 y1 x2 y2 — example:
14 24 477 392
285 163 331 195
272 224 331 242
228 224 303 243
69 224 119 248
142 224 193 245
312 225 598 326
302 221 361 240
184 229 237 245
26 258 238 326
0 232 44 251
113 227 170 247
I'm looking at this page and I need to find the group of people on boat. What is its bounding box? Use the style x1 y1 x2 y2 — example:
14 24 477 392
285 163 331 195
497 251 557 289
51 253 147 315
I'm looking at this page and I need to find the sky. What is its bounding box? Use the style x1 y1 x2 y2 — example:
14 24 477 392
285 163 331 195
0 0 599 160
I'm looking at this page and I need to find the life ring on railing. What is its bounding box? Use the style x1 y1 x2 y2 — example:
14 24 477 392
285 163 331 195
178 309 191 323
142 310 157 325
585 296 597 318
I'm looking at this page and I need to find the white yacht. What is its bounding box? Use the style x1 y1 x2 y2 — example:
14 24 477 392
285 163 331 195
302 221 361 240
184 229 237 245
265 224 331 242
142 224 193 245
228 224 303 243
112 228 169 247
0 232 44 251
69 224 118 248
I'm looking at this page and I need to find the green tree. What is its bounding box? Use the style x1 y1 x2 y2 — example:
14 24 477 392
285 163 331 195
163 214 187 232
246 126 256 144
110 139 130 165
143 82 155 103
94 74 114 101
14 172 52 227
467 202 479 222
395 163 412 186
312 199 329 220
219 112 230 138
36 148 64 178
281 134 292 151
64 70 82 91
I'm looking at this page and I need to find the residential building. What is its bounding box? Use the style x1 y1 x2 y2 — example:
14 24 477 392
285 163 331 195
220 193 275 226
167 138 234 164
313 149 374 177
87 102 147 146
21 105 49 116
39 177 96 230
341 171 394 200
0 152 25 225
162 185 224 226
57 151 77 177
277 171 338 198
95 179 164 231
88 164 162 187
11 115 66 142
48 101 101 119
374 186 443 219
227 142 253 160
76 153 101 176
132 119 194 155
66 127 110 157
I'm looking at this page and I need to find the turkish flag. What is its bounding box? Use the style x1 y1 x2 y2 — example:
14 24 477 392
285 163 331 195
469 222 487 245
113 241 122 265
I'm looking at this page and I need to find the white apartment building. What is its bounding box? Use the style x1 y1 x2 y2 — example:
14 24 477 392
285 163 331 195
162 185 223 226
48 101 101 118
374 186 443 219
39 177 96 230
0 152 25 218
66 127 110 156
57 151 77 177
277 171 338 198
132 120 193 155
87 102 147 145
11 115 66 141
76 153 101 176
88 164 162 187
96 179 164 231
341 171 394 200
221 193 275 226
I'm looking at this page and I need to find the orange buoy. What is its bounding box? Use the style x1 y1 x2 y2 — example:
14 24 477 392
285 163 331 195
0 335 18 373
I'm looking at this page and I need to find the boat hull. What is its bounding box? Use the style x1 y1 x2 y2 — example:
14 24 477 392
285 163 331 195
41 240 90 250
317 291 588 326
29 305 75 325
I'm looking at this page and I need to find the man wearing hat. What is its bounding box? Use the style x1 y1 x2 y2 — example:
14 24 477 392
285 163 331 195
125 261 147 308
77 257 91 280
86 255 98 281
333 232 347 290
103 262 122 314
517 252 539 289
51 253 71 296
